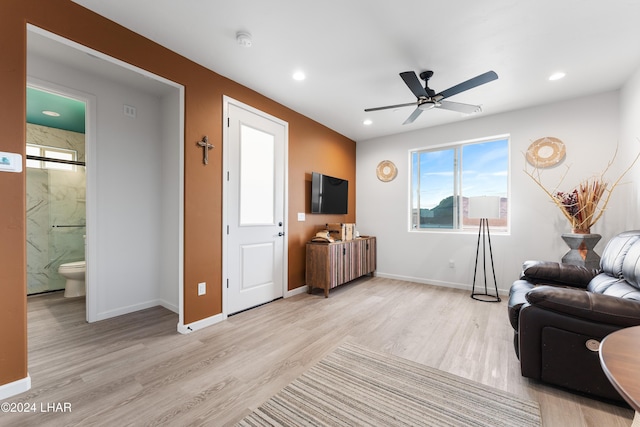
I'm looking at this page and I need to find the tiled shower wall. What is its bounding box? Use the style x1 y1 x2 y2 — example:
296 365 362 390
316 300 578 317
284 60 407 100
26 124 86 295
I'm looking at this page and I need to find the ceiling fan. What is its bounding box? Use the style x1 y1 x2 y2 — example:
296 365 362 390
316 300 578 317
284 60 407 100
365 70 498 124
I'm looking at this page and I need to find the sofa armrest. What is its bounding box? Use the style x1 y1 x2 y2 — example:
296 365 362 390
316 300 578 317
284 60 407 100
526 285 640 327
521 260 599 288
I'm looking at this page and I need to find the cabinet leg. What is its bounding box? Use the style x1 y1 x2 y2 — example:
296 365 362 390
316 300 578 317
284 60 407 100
324 287 329 298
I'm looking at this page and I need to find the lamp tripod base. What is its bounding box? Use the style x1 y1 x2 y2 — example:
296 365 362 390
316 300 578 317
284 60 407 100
471 292 501 303
471 218 501 303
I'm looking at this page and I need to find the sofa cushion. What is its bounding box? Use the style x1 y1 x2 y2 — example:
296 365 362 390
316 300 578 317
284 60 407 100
521 260 597 288
621 238 640 290
508 280 534 330
525 285 640 327
588 273 640 300
600 230 640 277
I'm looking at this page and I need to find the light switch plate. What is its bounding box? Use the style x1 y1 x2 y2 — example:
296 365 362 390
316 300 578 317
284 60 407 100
297 212 305 221
198 282 206 296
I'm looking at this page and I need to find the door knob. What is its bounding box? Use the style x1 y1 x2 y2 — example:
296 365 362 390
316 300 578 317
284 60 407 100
278 232 285 237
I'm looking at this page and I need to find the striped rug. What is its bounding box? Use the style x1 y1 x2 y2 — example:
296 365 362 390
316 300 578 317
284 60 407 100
237 342 541 426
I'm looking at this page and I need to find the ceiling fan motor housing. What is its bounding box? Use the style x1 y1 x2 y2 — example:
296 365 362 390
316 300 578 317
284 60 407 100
419 70 434 81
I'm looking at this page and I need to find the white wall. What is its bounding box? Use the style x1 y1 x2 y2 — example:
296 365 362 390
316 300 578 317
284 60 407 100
619 65 640 231
356 91 628 294
27 52 181 319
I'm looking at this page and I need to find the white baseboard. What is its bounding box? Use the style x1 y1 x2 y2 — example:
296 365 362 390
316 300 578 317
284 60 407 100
177 312 226 334
374 272 509 296
94 299 167 322
0 375 31 401
285 285 308 298
159 299 178 314
177 285 305 334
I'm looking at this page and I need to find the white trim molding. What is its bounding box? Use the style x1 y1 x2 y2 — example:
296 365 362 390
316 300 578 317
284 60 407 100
177 313 226 334
0 375 31 401
374 272 510 296
285 285 309 298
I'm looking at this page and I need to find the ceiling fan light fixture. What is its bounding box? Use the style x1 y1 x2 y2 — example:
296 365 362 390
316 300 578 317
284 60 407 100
418 101 439 111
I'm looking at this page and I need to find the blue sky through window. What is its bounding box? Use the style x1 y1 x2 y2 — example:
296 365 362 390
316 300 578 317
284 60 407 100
461 138 509 199
417 138 508 209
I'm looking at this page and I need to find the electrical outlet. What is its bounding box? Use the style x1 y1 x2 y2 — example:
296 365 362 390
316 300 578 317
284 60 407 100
198 282 206 296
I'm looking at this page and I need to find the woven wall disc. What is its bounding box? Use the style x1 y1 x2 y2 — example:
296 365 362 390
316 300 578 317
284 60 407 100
526 137 566 168
376 160 397 182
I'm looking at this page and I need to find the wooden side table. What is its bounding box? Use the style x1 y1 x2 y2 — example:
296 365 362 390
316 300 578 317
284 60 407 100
600 326 640 427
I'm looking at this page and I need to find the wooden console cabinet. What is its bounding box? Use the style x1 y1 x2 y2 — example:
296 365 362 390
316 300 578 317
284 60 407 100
306 236 376 297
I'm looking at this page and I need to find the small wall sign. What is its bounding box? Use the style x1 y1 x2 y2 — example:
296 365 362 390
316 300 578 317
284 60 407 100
0 152 22 173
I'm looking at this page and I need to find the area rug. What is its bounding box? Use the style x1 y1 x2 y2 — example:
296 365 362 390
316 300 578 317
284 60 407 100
237 342 541 427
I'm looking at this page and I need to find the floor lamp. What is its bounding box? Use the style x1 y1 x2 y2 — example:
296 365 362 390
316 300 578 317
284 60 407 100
468 196 501 302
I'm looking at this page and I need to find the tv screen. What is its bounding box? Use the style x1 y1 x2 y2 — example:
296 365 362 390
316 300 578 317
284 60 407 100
311 172 348 214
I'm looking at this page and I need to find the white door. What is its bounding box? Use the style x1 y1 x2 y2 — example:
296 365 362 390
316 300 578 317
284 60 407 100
225 100 286 314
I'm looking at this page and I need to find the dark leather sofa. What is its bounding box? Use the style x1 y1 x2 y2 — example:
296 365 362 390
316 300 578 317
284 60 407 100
508 230 640 401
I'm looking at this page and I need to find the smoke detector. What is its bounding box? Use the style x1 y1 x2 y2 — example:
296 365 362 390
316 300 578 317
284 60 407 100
236 31 252 48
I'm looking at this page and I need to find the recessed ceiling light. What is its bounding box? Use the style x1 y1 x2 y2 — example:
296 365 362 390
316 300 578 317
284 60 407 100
292 71 306 81
42 110 61 117
363 119 373 126
549 72 566 81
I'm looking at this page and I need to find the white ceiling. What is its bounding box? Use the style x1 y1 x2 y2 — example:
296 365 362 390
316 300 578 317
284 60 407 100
63 0 640 141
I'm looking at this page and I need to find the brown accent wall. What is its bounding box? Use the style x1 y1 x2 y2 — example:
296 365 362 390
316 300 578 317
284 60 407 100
0 0 355 389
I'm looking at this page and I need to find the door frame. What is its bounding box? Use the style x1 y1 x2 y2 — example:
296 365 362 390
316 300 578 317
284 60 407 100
26 76 97 322
27 25 185 325
222 96 289 315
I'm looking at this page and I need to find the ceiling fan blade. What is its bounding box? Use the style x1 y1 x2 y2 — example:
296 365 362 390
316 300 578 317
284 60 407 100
437 100 482 115
364 101 419 112
403 107 423 125
436 71 498 100
400 71 428 98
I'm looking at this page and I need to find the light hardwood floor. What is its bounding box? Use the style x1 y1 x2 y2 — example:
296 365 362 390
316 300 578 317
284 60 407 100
2 277 634 426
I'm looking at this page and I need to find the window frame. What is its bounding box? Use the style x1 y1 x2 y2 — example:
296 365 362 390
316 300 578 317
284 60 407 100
26 143 78 171
408 134 510 234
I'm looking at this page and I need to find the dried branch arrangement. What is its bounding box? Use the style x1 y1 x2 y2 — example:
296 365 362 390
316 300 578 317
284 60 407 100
524 141 640 233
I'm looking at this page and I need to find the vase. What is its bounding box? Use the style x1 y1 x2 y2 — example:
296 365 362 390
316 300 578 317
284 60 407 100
561 232 601 270
571 227 591 234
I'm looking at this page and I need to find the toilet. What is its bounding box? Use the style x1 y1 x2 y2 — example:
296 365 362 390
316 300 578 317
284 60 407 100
58 261 86 297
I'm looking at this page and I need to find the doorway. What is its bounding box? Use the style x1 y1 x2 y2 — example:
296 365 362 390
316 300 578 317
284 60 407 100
27 26 185 325
224 97 288 314
25 85 88 298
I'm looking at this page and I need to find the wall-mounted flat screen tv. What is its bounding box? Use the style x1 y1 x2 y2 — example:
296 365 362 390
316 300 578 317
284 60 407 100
311 172 348 214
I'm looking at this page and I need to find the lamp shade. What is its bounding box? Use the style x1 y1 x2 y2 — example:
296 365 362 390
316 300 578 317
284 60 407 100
468 196 500 219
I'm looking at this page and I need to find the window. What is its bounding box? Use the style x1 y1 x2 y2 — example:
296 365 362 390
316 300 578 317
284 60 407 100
26 143 77 171
410 136 509 231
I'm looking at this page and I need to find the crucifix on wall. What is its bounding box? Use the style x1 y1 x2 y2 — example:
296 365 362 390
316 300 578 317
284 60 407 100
197 136 214 165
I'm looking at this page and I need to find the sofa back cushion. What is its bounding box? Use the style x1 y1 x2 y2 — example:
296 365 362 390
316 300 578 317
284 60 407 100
600 230 640 278
587 273 640 300
621 238 640 291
